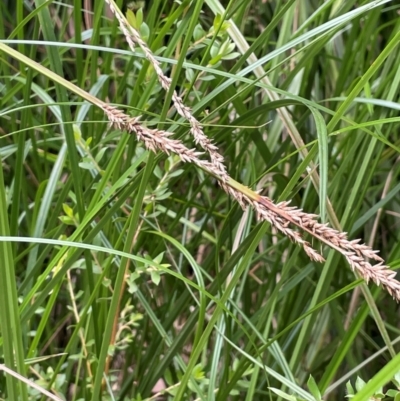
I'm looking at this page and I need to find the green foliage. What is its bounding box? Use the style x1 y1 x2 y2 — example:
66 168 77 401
346 373 400 400
0 0 400 400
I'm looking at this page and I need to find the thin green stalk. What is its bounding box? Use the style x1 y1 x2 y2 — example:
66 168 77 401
0 160 28 400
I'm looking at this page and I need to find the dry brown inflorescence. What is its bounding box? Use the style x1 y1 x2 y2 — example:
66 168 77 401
103 0 400 301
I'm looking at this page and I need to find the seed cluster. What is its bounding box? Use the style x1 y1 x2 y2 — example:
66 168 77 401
104 0 400 301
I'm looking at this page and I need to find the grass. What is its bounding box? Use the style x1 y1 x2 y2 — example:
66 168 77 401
1 0 400 400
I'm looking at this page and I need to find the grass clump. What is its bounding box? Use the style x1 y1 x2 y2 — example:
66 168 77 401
1 0 400 400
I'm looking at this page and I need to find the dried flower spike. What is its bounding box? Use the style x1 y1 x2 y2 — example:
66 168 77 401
104 0 228 182
102 1 400 301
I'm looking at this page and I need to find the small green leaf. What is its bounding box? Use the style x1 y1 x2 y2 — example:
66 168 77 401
307 375 321 400
209 55 222 66
58 215 75 225
269 388 298 401
226 43 235 53
107 344 115 357
62 203 74 217
221 21 231 31
130 271 141 281
164 369 174 386
150 271 160 286
213 14 222 30
210 43 219 58
192 364 205 381
346 380 355 396
156 191 172 200
94 147 108 163
127 281 138 294
221 52 240 60
126 9 137 29
193 24 205 41
79 158 95 170
355 377 366 392
199 74 215 81
153 165 163 179
140 22 150 42
73 124 82 140
153 252 164 264
68 353 84 361
136 8 143 27
219 39 231 55
185 68 194 83
168 169 184 178
167 386 178 396
392 371 400 387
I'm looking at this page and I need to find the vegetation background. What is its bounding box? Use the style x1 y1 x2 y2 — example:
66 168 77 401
1 0 400 400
